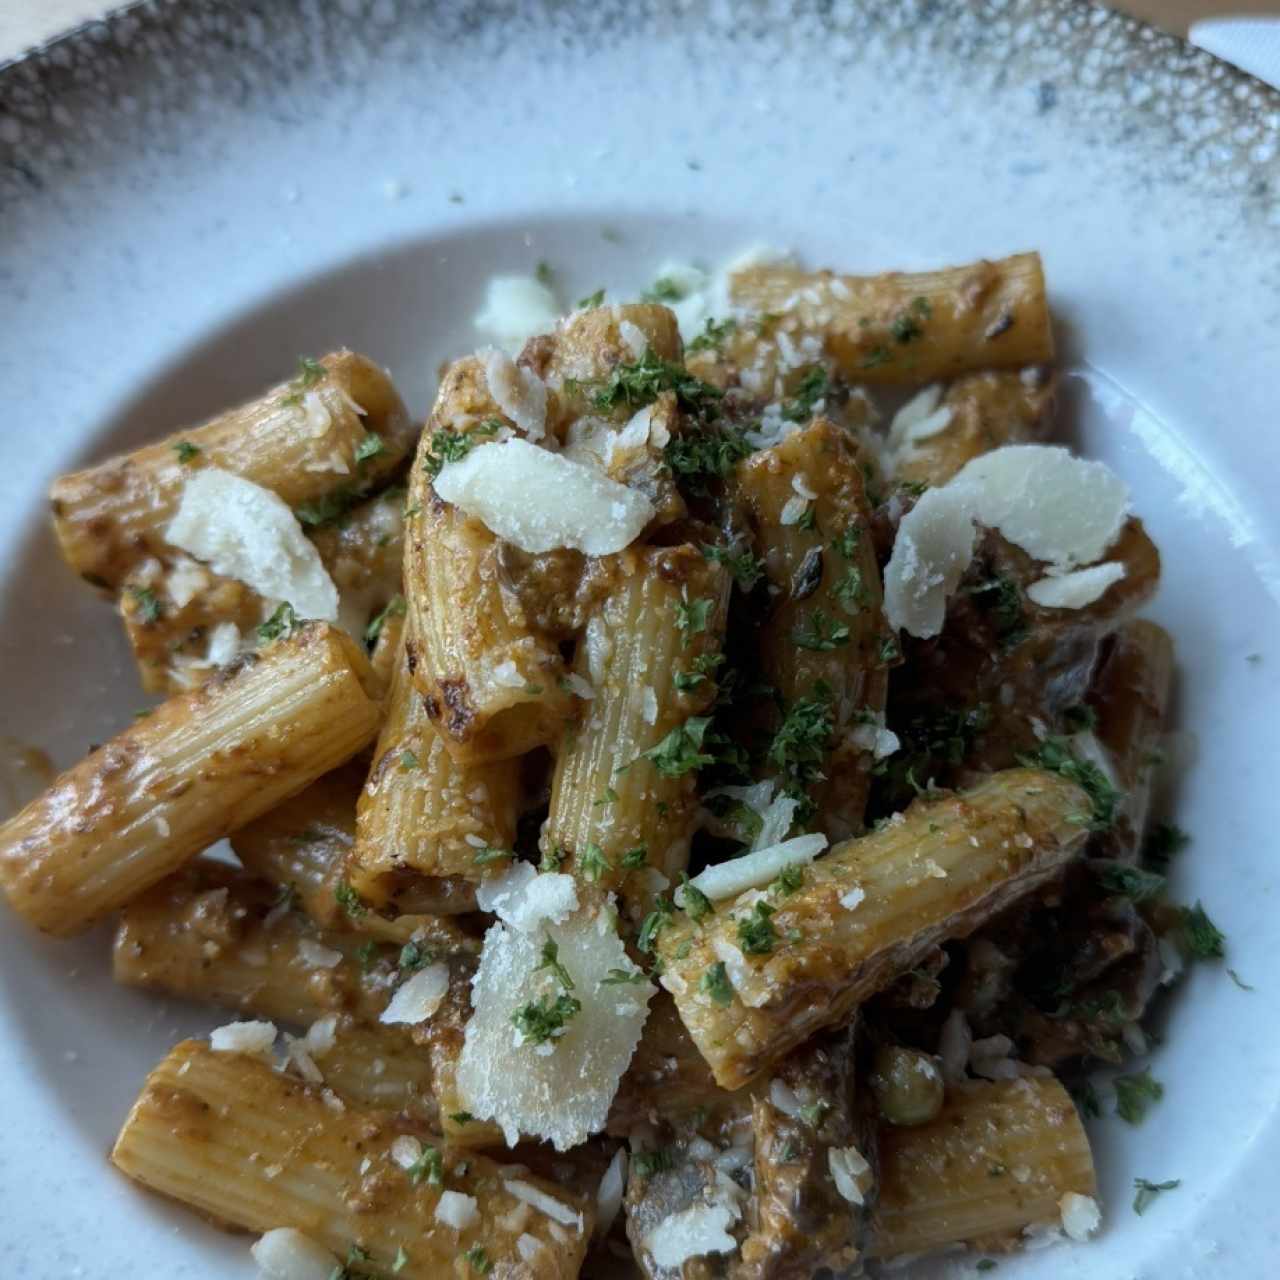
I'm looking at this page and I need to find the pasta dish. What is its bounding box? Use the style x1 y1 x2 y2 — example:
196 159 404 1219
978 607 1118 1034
0 249 1216 1278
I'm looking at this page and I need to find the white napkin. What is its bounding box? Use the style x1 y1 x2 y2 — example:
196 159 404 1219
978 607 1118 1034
1190 19 1280 89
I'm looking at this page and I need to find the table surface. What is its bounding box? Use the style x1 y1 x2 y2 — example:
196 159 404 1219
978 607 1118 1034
2 0 1279 65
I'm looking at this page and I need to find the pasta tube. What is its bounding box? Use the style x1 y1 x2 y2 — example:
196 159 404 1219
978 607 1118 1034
113 860 477 1024
894 369 1055 489
873 1078 1096 1260
51 351 414 590
349 622 521 904
657 769 1091 1089
111 1040 593 1279
736 418 891 839
0 623 381 936
727 252 1053 386
540 545 729 907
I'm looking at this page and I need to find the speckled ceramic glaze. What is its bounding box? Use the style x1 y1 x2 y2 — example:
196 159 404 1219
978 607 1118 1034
1 2 1278 1276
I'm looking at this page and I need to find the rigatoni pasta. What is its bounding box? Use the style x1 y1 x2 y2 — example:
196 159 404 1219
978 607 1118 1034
0 623 381 936
51 351 414 591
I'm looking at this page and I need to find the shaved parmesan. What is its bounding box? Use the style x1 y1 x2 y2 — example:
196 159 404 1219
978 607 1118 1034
839 885 866 910
435 1190 480 1231
458 907 653 1150
476 864 578 934
434 439 654 556
296 939 342 970
562 672 595 701
938 1009 972 1083
646 1201 738 1268
474 275 561 352
251 1228 339 1280
167 469 338 622
1026 561 1126 609
850 711 901 760
754 792 800 851
1060 1192 1102 1241
619 320 648 359
681 834 827 904
887 384 948 452
516 1234 545 1263
205 621 242 668
958 446 1129 568
210 1020 276 1056
595 1149 627 1238
829 1145 873 1205
707 936 768 1008
884 445 1130 637
484 347 548 441
505 1179 584 1230
379 963 449 1025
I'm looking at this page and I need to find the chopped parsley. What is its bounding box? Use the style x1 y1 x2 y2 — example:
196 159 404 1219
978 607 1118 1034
686 316 738 354
257 601 298 643
770 864 805 896
703 543 765 591
461 1244 491 1274
674 652 724 693
1143 822 1190 870
664 421 752 494
700 961 733 1006
363 594 406 648
578 842 613 883
472 845 513 866
620 846 648 869
594 787 619 807
1132 1177 1180 1215
129 586 162 626
355 940 379 971
675 595 714 644
832 523 862 559
677 873 712 923
637 897 674 953
796 503 819 532
976 1263 997 1274
1092 861 1166 903
398 750 419 771
634 716 715 777
1114 1067 1163 1125
576 348 722 417
1071 1080 1102 1119
334 880 366 919
295 487 362 527
354 432 385 466
511 993 582 1046
1228 968 1254 991
794 609 851 651
535 937 575 991
407 1146 444 1186
1178 901 1225 960
782 366 829 422
398 940 434 971
890 298 930 343
393 1245 409 1273
173 441 201 464
421 420 500 478
535 260 554 287
1063 703 1098 733
966 573 1027 649
278 355 327 407
737 901 778 955
833 565 869 612
576 288 605 309
1019 736 1120 830
631 1149 675 1179
767 683 835 793
539 846 566 873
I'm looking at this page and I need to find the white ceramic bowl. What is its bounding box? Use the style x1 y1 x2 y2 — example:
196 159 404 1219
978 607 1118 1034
1 2 1278 1275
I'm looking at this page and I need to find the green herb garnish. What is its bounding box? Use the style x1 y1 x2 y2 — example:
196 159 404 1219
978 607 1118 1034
1114 1068 1163 1124
1132 1177 1179 1215
511 993 582 1046
700 961 733 1006
737 901 778 956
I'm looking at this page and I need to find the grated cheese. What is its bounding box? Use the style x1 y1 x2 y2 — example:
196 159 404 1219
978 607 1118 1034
1060 1192 1102 1241
378 963 449 1025
250 1228 339 1280
829 1144 873 1205
435 1190 480 1231
474 275 561 353
646 1201 738 1268
484 347 548 441
434 439 654 556
681 833 827 903
504 1179 584 1230
595 1149 628 1238
166 469 338 622
1026 561 1126 609
839 884 866 910
475 864 579 934
296 939 342 970
210 1020 277 1056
